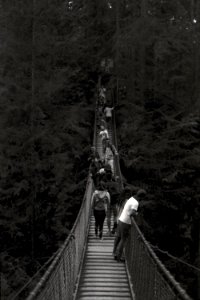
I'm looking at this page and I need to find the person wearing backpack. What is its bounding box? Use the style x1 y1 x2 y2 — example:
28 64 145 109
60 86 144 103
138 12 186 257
91 182 110 239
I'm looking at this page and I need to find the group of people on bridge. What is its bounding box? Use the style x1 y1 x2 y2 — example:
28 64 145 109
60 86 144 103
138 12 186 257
89 144 120 239
88 84 145 262
97 86 114 126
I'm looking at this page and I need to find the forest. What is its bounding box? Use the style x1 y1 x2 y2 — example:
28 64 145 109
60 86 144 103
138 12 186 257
0 0 200 299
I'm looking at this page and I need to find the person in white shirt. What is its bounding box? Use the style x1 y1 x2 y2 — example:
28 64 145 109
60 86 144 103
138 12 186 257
99 125 109 154
104 139 118 174
104 106 114 123
113 190 140 262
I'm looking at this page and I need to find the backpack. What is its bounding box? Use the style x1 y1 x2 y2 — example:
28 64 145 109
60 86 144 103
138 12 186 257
93 191 108 210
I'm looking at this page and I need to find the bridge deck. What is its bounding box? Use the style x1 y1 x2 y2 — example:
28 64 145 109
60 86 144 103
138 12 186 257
75 114 134 300
76 216 133 300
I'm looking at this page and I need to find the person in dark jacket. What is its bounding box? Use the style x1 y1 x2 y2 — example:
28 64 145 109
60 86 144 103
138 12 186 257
90 158 103 187
88 146 100 164
105 176 121 235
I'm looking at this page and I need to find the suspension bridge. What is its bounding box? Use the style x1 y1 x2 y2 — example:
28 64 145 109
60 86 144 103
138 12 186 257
17 91 192 300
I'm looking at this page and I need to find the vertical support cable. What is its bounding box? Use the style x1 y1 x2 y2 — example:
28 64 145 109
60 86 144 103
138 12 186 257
115 0 119 105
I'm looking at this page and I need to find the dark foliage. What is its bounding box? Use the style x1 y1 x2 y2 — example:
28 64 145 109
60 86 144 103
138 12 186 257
0 0 98 298
114 1 200 297
1 0 200 299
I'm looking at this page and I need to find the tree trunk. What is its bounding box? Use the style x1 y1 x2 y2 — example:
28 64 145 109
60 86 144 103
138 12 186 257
115 0 120 105
139 0 147 105
193 0 200 109
190 0 200 108
141 0 147 16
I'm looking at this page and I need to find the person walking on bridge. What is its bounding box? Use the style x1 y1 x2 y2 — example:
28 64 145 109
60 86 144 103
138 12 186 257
99 86 106 104
91 182 110 239
90 157 103 187
104 138 118 174
99 125 109 154
88 146 100 163
105 176 121 235
104 105 114 124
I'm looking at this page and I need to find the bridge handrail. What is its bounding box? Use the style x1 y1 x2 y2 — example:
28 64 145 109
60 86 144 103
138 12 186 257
26 175 93 300
93 97 97 149
125 217 192 300
111 86 192 300
110 88 123 190
26 98 98 299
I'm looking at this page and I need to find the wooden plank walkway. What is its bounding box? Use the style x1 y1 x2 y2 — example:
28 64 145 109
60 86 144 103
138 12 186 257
76 216 133 300
75 114 134 299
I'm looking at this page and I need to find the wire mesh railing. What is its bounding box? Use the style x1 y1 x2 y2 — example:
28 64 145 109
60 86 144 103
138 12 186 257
110 84 192 300
112 103 123 191
125 218 192 300
110 87 123 191
26 176 93 300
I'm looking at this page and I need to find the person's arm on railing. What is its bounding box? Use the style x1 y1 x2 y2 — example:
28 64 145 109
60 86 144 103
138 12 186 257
111 143 118 156
130 209 138 217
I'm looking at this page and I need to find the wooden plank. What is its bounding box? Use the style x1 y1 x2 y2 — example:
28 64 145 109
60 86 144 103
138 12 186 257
79 282 129 287
82 275 127 280
78 291 131 297
78 297 131 300
81 278 128 283
84 270 126 274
